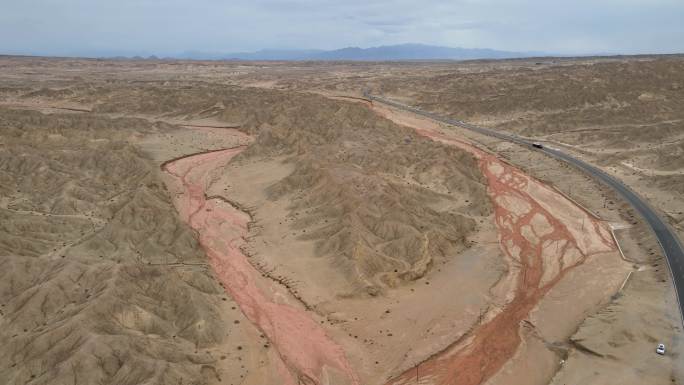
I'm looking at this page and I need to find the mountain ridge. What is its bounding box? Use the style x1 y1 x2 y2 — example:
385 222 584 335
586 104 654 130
192 43 541 61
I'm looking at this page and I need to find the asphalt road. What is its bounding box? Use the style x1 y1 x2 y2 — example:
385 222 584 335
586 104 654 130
366 92 684 324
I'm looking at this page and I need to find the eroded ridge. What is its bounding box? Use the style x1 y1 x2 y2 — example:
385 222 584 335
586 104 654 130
163 139 359 385
384 117 616 385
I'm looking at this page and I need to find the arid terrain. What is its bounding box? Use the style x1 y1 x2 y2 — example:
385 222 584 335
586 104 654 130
0 55 682 385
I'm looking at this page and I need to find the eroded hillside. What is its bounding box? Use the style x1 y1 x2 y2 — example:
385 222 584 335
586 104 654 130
1 55 680 385
15 83 491 293
0 68 494 384
365 58 684 239
0 109 265 385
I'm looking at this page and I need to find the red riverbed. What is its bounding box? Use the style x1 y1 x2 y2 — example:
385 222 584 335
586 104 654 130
163 142 359 385
377 110 616 385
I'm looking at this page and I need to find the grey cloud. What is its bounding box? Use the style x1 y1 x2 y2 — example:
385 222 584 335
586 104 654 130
0 0 682 56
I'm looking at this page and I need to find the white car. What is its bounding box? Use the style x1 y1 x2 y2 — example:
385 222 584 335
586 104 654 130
656 343 666 355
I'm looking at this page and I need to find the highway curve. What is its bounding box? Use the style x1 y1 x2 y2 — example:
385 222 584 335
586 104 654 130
365 92 684 326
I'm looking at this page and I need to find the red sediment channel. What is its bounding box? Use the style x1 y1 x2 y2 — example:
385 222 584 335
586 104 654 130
382 118 616 385
163 140 359 384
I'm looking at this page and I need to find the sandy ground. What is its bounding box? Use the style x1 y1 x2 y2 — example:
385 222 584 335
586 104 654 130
218 155 506 382
1 55 681 385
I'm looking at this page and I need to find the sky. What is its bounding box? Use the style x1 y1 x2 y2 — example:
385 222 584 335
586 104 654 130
1 0 683 57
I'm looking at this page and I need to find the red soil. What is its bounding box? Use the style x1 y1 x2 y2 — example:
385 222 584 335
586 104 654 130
163 134 359 385
377 110 616 385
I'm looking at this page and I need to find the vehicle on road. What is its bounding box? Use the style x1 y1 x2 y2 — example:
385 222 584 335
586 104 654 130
656 343 666 355
532 142 544 149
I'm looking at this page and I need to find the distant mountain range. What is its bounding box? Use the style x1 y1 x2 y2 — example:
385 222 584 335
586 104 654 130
175 44 541 61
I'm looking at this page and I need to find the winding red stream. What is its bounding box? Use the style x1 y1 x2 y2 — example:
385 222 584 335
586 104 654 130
378 111 616 385
163 136 359 385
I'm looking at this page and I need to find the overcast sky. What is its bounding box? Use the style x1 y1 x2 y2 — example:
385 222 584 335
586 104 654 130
2 0 683 57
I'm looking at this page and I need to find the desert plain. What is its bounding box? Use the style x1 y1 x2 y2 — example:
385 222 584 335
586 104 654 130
0 55 682 385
